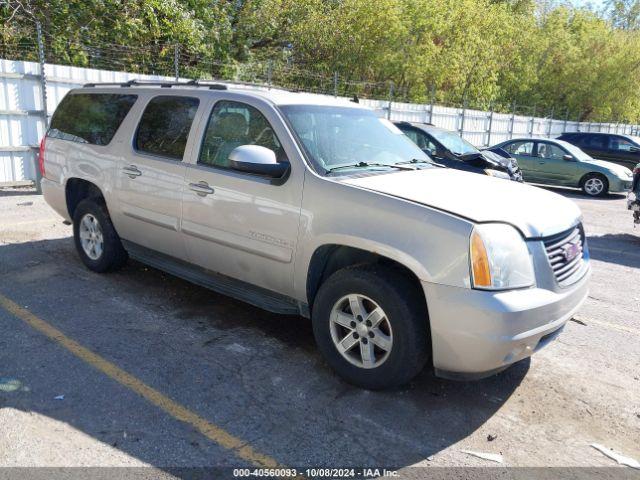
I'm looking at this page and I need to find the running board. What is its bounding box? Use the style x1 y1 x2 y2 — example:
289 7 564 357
122 241 303 316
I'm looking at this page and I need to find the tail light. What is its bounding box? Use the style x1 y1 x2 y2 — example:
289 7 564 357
38 136 46 177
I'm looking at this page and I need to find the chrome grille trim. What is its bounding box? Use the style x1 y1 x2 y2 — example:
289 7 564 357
543 224 587 286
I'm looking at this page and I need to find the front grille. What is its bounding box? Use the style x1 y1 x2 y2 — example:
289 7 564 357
543 224 587 286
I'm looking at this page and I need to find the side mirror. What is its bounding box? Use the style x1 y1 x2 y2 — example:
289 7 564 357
563 154 575 161
629 146 640 153
228 145 289 178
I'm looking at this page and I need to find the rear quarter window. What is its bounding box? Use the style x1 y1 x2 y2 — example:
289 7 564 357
48 93 137 146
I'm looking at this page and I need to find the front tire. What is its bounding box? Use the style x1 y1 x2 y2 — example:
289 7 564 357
312 265 429 390
581 173 608 197
73 199 127 272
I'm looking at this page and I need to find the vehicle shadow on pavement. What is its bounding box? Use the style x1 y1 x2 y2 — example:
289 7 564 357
0 237 527 471
540 186 627 201
587 233 640 269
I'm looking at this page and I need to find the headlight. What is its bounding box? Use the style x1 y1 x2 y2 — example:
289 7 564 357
470 223 535 290
484 168 511 180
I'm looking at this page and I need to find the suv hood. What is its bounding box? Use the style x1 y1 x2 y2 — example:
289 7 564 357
340 168 581 238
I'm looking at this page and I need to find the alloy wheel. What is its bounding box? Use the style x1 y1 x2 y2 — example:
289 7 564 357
79 213 104 260
584 177 604 196
329 294 393 369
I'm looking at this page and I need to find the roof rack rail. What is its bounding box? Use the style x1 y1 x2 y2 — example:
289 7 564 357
186 80 228 90
83 79 228 90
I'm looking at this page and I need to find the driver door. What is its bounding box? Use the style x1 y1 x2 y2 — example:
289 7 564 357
181 98 303 297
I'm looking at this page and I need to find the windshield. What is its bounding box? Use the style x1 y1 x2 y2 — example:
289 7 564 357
429 129 478 155
280 105 430 173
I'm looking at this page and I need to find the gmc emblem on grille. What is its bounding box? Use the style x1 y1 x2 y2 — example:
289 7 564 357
562 242 581 262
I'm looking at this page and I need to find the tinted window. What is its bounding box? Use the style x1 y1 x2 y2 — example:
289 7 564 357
504 141 534 155
135 96 199 160
199 100 286 169
537 142 566 160
560 133 580 142
48 93 137 145
610 136 637 152
583 134 607 149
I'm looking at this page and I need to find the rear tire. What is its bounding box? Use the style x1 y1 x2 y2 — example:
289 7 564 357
73 199 127 272
580 173 608 197
311 265 429 390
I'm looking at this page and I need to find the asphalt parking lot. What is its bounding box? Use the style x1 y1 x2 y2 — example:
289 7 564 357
0 186 639 476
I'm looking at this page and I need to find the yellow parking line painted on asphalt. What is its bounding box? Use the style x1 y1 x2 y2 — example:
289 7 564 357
0 292 282 469
574 315 640 336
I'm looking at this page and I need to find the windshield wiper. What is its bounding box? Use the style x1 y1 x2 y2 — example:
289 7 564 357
326 161 415 174
395 158 440 166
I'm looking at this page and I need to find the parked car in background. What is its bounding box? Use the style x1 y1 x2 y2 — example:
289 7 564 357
395 122 523 182
493 138 633 196
41 82 590 389
557 132 640 171
628 163 640 227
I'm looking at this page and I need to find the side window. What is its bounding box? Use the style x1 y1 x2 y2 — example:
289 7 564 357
401 128 420 145
199 100 285 169
135 96 199 160
584 134 607 149
537 142 566 160
400 128 437 154
504 141 534 155
48 93 137 146
418 132 438 154
610 137 636 152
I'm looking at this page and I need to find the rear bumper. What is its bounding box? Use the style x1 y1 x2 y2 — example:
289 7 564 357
41 177 70 222
423 267 590 378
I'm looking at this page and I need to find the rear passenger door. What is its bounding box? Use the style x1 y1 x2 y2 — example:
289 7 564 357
114 94 201 259
181 98 303 298
579 134 608 160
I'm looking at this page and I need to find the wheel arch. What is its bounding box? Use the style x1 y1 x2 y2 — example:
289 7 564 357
578 171 609 193
305 243 428 315
579 171 608 185
65 178 106 219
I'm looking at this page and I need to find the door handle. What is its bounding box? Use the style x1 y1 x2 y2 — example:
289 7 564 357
189 181 214 196
122 165 142 178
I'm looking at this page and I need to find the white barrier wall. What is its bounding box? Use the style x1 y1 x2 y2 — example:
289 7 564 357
1 58 637 184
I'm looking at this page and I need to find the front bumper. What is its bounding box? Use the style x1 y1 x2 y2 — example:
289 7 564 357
610 177 633 193
423 267 590 379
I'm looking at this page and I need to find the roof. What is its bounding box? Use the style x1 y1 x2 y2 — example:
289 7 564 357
79 80 363 109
